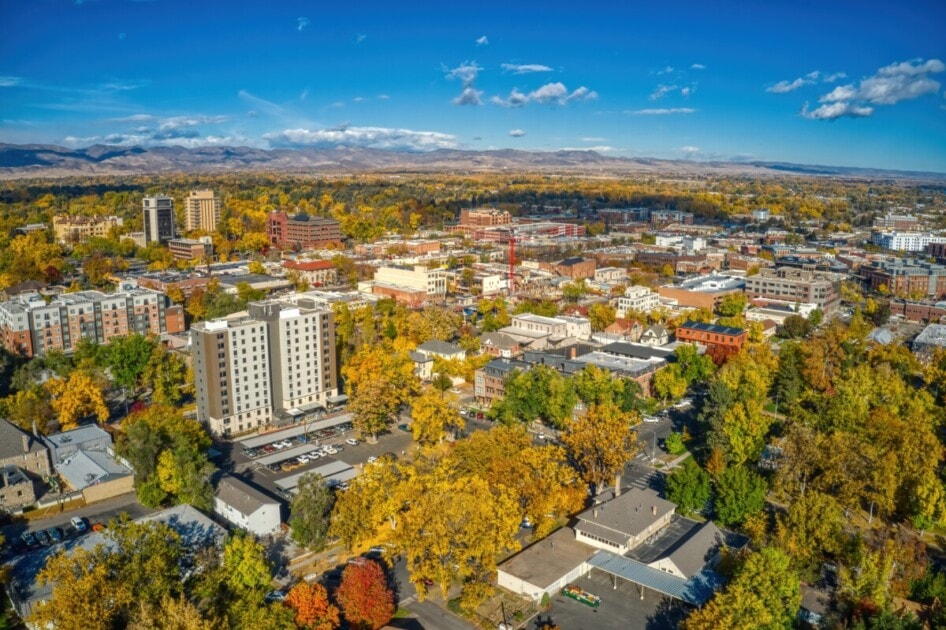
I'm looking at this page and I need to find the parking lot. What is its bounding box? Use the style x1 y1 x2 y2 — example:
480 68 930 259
542 569 690 630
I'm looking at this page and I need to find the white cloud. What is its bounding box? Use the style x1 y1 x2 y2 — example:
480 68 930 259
580 136 607 142
445 61 482 84
264 125 458 151
352 96 365 103
691 63 705 70
804 58 944 120
650 84 677 100
625 107 696 115
111 113 154 122
476 35 489 46
378 94 390 100
297 17 310 32
452 86 483 106
492 82 597 107
355 33 367 44
680 145 700 156
680 86 692 97
501 63 553 74
766 77 813 93
823 72 846 83
801 101 874 120
657 66 674 75
805 71 821 80
508 129 526 137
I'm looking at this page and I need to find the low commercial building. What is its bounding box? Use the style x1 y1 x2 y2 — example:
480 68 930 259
52 214 123 244
213 475 282 537
371 266 447 300
282 259 338 287
744 267 842 313
675 322 746 361
657 275 745 311
168 237 213 261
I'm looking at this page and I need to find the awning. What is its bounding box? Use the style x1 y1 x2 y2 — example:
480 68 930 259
586 550 724 606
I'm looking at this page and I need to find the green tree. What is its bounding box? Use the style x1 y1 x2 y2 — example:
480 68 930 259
224 534 273 602
666 459 711 516
714 465 768 527
775 491 843 578
716 293 748 317
290 473 336 551
105 334 157 391
652 364 687 402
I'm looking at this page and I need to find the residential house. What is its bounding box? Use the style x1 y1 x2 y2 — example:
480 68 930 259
480 332 522 358
213 475 282 537
410 350 434 381
603 318 643 342
0 421 51 478
415 340 467 362
639 325 670 346
474 358 530 407
616 285 660 317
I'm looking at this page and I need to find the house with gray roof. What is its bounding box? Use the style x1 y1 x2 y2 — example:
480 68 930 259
0 420 51 479
415 339 466 361
213 474 282 537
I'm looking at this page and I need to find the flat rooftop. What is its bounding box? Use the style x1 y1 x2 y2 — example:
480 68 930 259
498 527 595 590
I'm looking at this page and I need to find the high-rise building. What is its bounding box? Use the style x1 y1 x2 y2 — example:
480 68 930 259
184 190 221 232
143 196 175 245
0 289 185 358
191 297 338 436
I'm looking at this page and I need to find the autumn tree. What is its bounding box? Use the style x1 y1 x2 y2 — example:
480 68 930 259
684 547 800 630
652 364 688 402
143 344 190 406
588 302 617 332
716 292 747 317
128 595 219 630
775 491 844 579
329 455 414 549
336 560 395 630
290 473 335 551
45 369 110 429
490 365 577 428
561 402 639 494
410 390 461 446
343 343 419 441
283 582 340 630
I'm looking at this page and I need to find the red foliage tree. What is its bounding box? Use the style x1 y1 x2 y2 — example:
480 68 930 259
284 581 340 630
336 560 395 630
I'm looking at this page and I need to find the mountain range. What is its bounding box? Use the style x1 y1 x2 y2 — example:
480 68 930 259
1 143 943 182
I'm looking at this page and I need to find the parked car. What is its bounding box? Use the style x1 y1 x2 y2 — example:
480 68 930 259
643 415 661 423
297 455 309 464
273 442 287 450
346 438 358 446
71 516 89 534
264 590 286 603
20 531 38 549
366 456 378 464
308 451 322 459
33 530 51 546
46 527 64 544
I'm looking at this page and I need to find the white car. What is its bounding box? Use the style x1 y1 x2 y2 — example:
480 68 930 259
366 456 378 464
643 415 661 423
297 455 309 464
346 438 358 446
272 442 287 450
308 451 322 459
324 446 338 455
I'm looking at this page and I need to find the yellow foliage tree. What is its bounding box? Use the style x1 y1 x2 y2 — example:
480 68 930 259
561 402 640 494
46 370 109 429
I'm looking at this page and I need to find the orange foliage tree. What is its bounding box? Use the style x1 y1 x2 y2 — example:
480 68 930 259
336 560 395 630
284 582 340 630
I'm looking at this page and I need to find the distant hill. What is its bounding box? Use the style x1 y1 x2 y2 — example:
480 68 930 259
0 143 943 182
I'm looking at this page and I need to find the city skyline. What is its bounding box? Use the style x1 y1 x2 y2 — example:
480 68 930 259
1 0 945 171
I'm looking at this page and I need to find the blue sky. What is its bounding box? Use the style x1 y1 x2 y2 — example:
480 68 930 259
2 0 945 171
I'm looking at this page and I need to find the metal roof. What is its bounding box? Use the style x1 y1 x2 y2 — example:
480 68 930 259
586 551 723 606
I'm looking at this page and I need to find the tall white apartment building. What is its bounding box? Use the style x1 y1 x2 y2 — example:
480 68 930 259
616 285 660 316
872 231 946 252
184 190 221 232
191 298 337 436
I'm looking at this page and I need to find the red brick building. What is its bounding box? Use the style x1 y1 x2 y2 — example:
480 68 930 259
674 321 746 363
555 257 596 280
267 212 342 250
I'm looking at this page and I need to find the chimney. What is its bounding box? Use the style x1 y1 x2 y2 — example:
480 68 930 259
22 433 30 453
651 505 657 516
593 508 599 519
569 346 577 360
31 420 39 438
